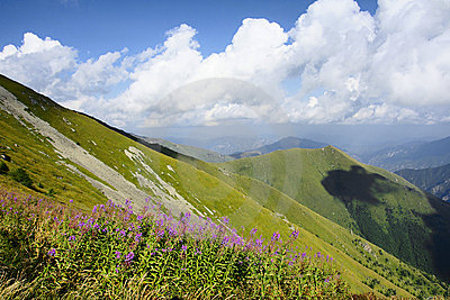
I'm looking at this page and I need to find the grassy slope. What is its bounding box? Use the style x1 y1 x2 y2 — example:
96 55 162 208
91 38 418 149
217 147 450 282
177 155 447 298
0 75 446 297
0 102 107 210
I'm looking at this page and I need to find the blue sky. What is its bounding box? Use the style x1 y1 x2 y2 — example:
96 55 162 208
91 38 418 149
0 0 377 59
0 0 449 132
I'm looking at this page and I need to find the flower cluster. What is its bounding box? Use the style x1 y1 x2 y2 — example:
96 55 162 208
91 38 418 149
0 189 345 299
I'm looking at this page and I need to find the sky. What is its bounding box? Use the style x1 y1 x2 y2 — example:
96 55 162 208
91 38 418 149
0 0 449 139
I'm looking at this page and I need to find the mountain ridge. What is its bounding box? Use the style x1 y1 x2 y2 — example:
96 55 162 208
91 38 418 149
365 136 450 171
230 136 328 159
395 163 450 201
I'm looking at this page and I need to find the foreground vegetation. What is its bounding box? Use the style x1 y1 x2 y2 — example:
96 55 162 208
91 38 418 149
0 189 349 299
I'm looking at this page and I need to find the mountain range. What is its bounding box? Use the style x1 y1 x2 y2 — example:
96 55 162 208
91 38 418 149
230 136 327 159
362 137 450 171
395 164 450 202
133 135 233 163
0 74 449 298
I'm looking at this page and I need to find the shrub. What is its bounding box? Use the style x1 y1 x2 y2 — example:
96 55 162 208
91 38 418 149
0 162 9 174
10 168 33 188
46 188 55 197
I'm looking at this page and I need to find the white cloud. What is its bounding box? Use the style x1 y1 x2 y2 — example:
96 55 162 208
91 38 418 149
0 33 128 111
0 0 449 128
0 33 77 92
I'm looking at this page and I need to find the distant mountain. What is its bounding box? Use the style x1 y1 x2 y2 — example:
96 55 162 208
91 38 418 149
395 164 450 201
366 136 450 171
230 136 327 159
132 136 234 163
168 136 278 155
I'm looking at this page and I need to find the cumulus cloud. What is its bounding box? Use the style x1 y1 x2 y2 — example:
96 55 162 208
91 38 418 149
0 33 129 111
0 33 77 93
0 0 449 128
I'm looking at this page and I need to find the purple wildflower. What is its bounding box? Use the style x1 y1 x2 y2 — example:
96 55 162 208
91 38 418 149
135 232 142 242
115 251 121 259
221 216 229 225
68 235 76 241
250 228 258 236
181 245 188 252
271 231 281 242
290 230 300 239
222 236 230 246
255 238 264 247
47 248 56 256
125 251 134 263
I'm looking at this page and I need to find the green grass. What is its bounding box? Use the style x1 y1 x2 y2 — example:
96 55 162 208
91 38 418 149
0 104 108 209
217 147 450 283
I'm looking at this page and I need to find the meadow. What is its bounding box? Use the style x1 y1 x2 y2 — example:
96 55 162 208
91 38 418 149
0 189 348 299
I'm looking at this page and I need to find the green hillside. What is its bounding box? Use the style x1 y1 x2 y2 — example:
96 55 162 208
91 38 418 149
218 147 450 282
1 74 448 298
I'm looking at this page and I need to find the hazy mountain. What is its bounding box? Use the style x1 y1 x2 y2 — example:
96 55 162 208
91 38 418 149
0 74 447 297
395 164 450 202
365 136 450 171
169 136 278 155
230 136 328 159
133 136 234 163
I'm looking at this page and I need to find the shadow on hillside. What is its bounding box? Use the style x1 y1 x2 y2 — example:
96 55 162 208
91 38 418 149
418 195 450 282
322 165 450 283
321 165 393 205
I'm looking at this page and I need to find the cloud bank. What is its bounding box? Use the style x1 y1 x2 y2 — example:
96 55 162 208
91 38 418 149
0 0 449 128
